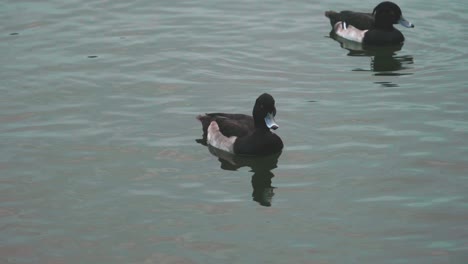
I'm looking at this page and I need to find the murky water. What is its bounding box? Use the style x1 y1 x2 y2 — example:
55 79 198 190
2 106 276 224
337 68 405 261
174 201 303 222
1 0 467 263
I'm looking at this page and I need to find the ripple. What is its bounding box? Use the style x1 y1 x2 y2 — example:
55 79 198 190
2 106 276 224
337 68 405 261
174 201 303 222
426 120 468 132
402 152 431 157
328 142 389 149
406 196 464 207
356 196 413 202
419 137 447 142
127 189 183 199
179 182 203 188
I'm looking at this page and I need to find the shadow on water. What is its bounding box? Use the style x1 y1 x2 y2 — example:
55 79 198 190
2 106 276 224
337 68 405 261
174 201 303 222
328 32 414 78
205 145 282 207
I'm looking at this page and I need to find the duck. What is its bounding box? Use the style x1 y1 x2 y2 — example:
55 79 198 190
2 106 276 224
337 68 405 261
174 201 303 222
325 1 414 46
197 93 283 156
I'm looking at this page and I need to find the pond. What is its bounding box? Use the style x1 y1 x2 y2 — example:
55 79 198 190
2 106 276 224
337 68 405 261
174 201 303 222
1 0 467 263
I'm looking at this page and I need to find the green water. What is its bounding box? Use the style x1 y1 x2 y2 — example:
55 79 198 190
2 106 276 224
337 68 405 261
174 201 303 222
1 0 467 263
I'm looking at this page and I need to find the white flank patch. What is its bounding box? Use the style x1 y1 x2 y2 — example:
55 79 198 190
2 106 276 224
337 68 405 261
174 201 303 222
207 121 237 153
334 21 368 43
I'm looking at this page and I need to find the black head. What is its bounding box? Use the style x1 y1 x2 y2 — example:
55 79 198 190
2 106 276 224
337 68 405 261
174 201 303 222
372 2 413 29
252 93 278 130
373 2 402 27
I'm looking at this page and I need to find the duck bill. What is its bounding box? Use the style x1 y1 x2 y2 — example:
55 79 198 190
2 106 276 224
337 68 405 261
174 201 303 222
264 113 279 130
398 16 414 28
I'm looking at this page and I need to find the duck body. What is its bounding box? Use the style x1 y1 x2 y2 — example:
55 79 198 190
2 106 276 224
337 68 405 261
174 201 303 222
325 10 374 30
197 93 283 156
325 1 413 46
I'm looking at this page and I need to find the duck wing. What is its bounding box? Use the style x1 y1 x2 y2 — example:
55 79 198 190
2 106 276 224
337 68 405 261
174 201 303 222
325 11 374 30
197 113 254 141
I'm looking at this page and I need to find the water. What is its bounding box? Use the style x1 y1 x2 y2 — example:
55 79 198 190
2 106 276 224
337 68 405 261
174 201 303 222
1 0 467 263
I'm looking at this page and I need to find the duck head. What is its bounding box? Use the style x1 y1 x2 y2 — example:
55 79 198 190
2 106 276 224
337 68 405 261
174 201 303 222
253 93 279 130
373 1 414 29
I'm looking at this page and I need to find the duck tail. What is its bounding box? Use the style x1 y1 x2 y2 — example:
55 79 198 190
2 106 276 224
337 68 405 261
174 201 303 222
196 114 213 141
196 114 205 121
325 10 337 18
325 11 342 27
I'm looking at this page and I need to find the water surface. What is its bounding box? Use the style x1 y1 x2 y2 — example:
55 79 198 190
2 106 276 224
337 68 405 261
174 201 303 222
1 0 467 263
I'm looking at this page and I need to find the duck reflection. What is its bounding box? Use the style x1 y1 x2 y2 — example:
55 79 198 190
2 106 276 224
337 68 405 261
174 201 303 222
207 146 281 207
329 33 414 76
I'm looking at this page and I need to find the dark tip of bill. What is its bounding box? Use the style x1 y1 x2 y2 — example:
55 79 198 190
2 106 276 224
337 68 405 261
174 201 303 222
88 55 98 58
